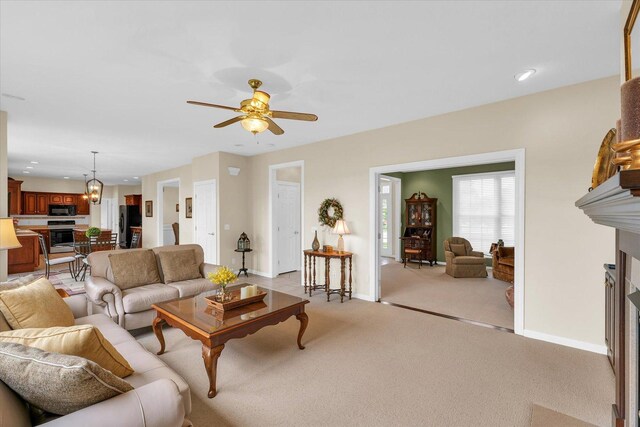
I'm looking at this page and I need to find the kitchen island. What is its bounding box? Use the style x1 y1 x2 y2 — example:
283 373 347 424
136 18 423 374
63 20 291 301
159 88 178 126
8 229 40 274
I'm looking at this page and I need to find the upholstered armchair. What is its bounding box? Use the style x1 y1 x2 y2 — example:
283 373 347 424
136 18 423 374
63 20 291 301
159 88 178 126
492 246 514 284
443 237 488 278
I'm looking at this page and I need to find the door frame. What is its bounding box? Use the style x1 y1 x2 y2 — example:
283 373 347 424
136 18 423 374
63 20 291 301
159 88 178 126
275 180 302 274
269 160 304 280
369 149 526 335
193 179 219 265
156 178 180 246
379 175 402 261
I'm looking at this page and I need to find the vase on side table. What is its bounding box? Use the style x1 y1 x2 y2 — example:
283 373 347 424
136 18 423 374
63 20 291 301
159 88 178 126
312 231 320 251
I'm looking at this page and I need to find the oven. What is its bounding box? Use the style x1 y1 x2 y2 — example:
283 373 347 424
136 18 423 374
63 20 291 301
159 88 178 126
48 220 76 253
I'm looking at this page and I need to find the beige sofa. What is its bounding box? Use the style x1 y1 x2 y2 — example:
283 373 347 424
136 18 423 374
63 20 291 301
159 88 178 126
0 294 192 427
85 244 219 330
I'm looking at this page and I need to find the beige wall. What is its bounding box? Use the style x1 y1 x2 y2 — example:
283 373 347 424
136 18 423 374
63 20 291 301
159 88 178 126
141 152 252 268
276 166 301 183
162 187 179 225
246 76 619 349
19 176 86 193
0 111 8 281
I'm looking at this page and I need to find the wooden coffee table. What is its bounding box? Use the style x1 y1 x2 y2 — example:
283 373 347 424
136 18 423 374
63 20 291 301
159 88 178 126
151 285 309 398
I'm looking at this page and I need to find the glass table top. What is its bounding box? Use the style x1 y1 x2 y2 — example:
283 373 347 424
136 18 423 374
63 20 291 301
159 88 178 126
153 284 308 335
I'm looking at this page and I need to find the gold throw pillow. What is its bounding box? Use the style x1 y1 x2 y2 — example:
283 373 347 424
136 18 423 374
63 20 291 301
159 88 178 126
0 325 134 378
108 250 161 289
0 278 74 330
158 249 202 284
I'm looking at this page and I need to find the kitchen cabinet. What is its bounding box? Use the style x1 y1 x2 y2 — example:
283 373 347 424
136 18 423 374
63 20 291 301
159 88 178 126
125 194 143 215
77 197 90 215
23 192 49 215
49 194 64 204
8 231 40 274
63 194 76 204
7 178 22 215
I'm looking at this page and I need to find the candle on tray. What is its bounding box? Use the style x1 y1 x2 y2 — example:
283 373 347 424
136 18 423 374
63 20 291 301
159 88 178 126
250 285 258 296
240 287 250 299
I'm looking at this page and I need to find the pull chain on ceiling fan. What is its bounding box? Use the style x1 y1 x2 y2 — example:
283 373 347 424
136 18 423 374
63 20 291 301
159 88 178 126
187 79 318 136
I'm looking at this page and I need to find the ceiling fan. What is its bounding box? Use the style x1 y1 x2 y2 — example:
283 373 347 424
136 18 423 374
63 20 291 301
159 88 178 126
187 79 318 135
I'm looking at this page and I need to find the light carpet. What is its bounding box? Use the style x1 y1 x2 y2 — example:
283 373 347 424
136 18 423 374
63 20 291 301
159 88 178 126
530 404 597 427
381 261 513 329
136 287 612 426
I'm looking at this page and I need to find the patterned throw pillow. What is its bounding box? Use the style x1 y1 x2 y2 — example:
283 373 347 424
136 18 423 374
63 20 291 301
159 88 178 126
0 325 134 378
0 342 133 415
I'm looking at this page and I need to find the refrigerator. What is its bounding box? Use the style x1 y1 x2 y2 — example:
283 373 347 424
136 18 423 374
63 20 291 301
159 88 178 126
119 205 142 248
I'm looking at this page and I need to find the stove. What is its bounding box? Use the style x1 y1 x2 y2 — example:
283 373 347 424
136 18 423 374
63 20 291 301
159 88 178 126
48 220 75 253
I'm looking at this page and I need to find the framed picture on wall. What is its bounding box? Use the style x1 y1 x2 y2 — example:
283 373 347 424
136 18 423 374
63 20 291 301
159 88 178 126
185 197 192 218
145 200 153 217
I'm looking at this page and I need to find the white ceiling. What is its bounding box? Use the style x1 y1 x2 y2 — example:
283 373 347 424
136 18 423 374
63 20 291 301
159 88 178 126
0 1 621 184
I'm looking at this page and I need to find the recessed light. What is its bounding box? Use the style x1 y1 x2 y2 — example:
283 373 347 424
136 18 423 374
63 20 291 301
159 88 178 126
30 161 39 164
22 171 30 174
63 176 70 179
515 69 536 82
25 166 33 169
234 144 243 147
124 179 129 182
267 143 275 147
133 176 139 179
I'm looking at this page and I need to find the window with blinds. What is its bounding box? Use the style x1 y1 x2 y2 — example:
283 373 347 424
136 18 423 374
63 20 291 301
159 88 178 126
452 170 515 253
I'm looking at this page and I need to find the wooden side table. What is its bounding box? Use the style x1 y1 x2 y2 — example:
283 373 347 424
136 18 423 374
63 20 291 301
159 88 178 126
234 248 252 277
303 250 353 303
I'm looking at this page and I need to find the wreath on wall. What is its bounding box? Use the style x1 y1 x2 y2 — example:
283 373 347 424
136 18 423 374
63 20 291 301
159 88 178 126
318 198 344 228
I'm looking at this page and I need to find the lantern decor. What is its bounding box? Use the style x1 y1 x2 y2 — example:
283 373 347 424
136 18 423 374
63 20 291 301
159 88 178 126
237 232 250 251
86 151 104 205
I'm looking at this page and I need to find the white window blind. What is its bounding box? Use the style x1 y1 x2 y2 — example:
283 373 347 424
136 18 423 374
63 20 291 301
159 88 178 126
452 171 515 253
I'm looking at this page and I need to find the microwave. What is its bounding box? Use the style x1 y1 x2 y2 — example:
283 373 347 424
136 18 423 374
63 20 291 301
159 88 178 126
48 204 77 216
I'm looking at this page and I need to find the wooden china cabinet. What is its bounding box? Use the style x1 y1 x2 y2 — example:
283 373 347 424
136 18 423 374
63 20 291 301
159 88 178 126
401 192 438 266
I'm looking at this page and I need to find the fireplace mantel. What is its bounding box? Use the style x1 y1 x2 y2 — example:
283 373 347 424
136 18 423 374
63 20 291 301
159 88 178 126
576 170 640 233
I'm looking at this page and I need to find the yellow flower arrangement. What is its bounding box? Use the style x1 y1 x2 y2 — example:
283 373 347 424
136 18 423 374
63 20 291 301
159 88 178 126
207 266 237 292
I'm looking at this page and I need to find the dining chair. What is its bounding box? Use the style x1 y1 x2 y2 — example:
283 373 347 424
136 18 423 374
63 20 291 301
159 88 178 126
91 232 118 252
72 231 92 281
38 234 77 279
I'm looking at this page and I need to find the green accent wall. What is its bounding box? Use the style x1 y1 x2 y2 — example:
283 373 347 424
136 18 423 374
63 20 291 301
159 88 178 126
385 162 515 263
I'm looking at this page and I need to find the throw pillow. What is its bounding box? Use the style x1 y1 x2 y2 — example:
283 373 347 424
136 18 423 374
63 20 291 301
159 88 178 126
0 325 133 378
0 275 38 332
0 342 133 415
0 277 74 330
108 250 161 289
158 249 202 284
450 243 467 257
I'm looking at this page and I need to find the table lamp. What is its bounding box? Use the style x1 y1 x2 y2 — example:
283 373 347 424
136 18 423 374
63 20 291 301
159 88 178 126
0 218 21 250
333 220 351 252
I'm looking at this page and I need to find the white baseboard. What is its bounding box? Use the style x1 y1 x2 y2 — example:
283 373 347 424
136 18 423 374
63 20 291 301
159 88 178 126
247 269 271 278
352 292 375 302
523 329 607 355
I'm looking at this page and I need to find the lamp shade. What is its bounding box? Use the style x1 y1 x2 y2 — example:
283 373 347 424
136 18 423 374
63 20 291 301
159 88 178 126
241 117 269 134
333 220 350 235
0 218 21 250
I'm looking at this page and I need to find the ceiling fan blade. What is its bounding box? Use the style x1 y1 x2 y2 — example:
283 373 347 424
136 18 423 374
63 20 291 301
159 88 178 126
213 116 245 128
271 110 318 121
265 117 285 135
187 100 240 111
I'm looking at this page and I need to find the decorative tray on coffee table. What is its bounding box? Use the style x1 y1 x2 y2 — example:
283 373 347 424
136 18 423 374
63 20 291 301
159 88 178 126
205 288 267 312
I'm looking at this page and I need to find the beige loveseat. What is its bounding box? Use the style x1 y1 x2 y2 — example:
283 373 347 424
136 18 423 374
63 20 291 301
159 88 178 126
0 294 192 427
85 244 219 330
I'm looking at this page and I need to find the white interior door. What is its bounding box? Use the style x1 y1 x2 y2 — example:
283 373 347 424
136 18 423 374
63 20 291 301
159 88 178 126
194 181 217 264
100 198 116 232
276 182 301 274
379 180 393 257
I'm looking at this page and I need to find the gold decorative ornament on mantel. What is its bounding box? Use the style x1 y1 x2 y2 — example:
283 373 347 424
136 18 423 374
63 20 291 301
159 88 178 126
617 0 640 171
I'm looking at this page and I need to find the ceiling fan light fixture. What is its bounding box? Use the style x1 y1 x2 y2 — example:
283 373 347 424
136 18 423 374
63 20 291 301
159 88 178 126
241 116 269 134
251 91 270 108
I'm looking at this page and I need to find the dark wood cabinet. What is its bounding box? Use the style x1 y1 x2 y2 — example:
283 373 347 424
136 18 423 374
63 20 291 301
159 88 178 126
22 192 43 215
125 194 142 215
8 232 40 274
401 192 437 265
77 196 90 215
48 193 63 204
7 178 22 215
63 194 76 205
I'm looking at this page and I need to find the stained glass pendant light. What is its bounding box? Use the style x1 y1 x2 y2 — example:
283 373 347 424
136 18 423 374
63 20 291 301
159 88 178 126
86 151 103 205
